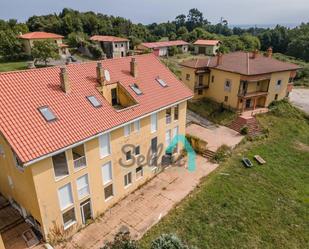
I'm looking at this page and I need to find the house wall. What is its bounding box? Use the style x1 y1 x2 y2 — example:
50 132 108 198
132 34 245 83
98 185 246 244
194 45 219 56
265 71 291 106
5 101 187 240
0 134 42 227
159 47 168 56
0 234 4 249
112 42 129 58
21 38 64 56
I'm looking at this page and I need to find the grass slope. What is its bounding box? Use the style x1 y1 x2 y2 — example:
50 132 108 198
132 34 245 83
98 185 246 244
0 61 28 72
140 101 309 249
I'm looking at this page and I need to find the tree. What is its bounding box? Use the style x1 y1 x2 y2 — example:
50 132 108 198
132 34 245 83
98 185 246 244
87 43 104 59
67 32 88 48
186 8 205 31
175 14 186 29
31 40 59 65
0 30 23 59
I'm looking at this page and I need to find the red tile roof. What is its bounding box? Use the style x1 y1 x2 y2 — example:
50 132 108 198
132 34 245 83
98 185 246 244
0 54 192 165
141 40 189 49
180 52 300 75
19 32 64 40
90 35 129 42
193 40 220 46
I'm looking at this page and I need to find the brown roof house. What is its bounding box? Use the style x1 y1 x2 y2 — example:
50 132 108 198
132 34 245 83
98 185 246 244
193 40 221 56
181 49 300 112
19 32 69 58
90 35 130 58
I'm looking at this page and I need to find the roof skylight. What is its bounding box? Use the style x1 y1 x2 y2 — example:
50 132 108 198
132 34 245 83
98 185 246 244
130 83 143 95
156 77 168 87
38 106 57 122
87 96 102 108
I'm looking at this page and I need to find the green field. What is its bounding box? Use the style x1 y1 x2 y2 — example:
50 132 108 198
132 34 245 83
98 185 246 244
140 101 309 248
0 61 28 72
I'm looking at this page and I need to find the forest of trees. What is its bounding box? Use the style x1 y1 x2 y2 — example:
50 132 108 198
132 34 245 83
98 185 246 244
0 8 309 61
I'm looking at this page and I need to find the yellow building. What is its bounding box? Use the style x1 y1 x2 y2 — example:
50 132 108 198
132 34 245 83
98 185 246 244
181 49 300 112
0 54 192 241
19 32 69 57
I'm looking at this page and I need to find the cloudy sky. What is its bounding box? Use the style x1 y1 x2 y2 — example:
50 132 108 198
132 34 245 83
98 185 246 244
0 0 308 25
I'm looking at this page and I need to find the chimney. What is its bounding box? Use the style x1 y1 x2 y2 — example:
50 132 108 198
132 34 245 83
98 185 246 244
96 62 105 85
266 47 273 58
216 52 223 66
252 49 259 59
130 58 137 78
60 67 70 94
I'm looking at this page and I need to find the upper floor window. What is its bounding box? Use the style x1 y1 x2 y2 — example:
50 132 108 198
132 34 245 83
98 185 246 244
76 174 90 200
99 133 110 158
115 44 118 48
134 120 140 132
211 75 215 83
87 96 102 108
72 144 86 170
166 108 172 124
174 105 179 121
38 106 57 122
165 129 172 149
121 43 124 47
224 80 232 92
186 74 190 80
101 161 112 185
276 80 282 90
124 124 131 137
13 152 23 171
52 152 69 180
151 113 158 133
58 183 73 210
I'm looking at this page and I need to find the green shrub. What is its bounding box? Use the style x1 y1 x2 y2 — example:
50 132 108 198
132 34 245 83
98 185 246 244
87 43 104 59
240 126 249 135
151 234 189 249
212 144 232 163
186 134 207 154
101 231 138 249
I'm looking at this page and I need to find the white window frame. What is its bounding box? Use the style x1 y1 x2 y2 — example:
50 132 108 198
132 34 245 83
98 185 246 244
124 124 131 137
134 120 141 132
99 133 111 159
165 129 172 148
101 161 113 185
151 113 158 133
58 183 74 211
104 183 114 201
224 79 232 92
276 79 282 90
124 172 132 188
76 174 90 200
62 207 76 230
136 166 143 180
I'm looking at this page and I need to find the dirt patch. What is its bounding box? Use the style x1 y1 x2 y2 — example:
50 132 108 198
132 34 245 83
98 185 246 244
294 141 309 152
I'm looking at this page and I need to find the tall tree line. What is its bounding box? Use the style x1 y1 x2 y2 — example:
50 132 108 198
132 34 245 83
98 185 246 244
0 8 308 61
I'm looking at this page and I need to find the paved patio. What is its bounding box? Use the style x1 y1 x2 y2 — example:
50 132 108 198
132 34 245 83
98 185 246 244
186 123 243 152
56 156 218 249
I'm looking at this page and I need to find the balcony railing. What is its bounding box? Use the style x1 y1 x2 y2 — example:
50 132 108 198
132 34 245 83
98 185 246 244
195 84 209 90
238 90 268 98
74 156 87 170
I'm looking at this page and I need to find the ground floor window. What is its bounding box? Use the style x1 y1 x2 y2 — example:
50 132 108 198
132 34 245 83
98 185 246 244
136 166 143 179
124 172 132 187
224 96 228 102
104 184 114 200
198 89 203 95
275 94 279 100
62 207 76 229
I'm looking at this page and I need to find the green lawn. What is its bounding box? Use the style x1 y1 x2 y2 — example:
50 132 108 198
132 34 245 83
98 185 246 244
0 61 28 72
140 101 309 249
188 98 237 126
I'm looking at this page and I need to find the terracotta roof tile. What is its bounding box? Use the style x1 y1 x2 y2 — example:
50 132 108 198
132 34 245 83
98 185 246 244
141 40 189 49
180 52 300 75
0 54 192 164
193 40 220 46
90 35 129 42
19 32 64 40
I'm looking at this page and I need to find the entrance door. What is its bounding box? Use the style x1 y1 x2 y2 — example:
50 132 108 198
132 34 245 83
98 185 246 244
111 88 118 106
80 199 92 224
245 99 251 109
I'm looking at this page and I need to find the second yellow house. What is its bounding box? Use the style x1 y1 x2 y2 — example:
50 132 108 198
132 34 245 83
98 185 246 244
181 49 300 112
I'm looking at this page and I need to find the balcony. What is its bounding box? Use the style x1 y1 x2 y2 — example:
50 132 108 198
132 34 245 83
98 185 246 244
72 145 86 170
194 84 209 90
238 90 268 98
